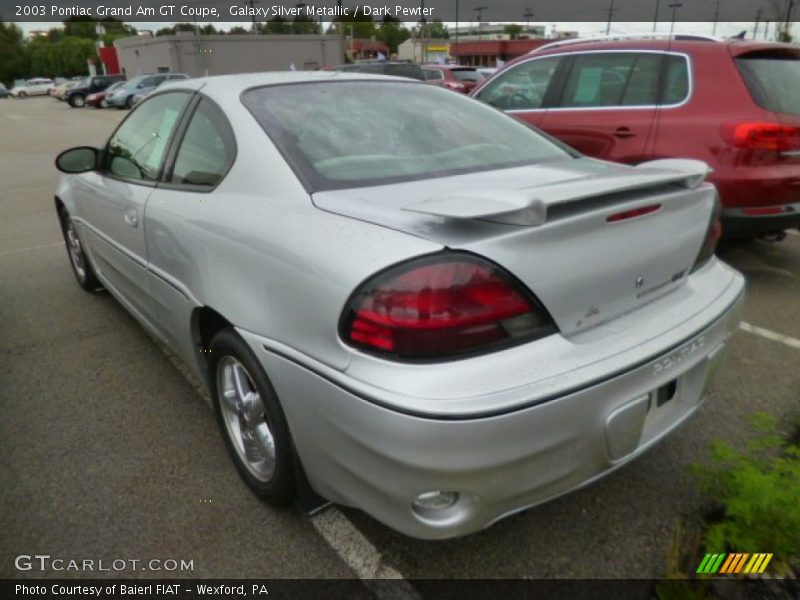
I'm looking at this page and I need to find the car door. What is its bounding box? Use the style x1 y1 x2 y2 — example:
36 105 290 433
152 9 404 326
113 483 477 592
73 91 192 328
144 97 237 362
473 55 566 127
537 51 663 163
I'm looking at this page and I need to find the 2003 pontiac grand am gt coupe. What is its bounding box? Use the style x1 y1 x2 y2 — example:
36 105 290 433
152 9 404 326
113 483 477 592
54 72 745 539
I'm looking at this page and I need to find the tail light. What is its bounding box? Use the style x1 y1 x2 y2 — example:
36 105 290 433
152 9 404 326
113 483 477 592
444 81 466 92
691 196 722 273
341 253 556 360
721 122 800 152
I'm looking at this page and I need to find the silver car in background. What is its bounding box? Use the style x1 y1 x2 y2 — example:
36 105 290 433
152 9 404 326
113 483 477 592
54 73 745 539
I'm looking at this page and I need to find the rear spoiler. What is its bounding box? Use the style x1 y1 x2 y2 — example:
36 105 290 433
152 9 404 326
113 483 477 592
403 159 711 226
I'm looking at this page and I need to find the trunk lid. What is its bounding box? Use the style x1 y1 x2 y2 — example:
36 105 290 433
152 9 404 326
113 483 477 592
313 157 714 336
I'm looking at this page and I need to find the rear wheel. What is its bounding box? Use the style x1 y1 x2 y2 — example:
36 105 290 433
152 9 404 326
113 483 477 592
58 209 101 291
69 94 86 108
209 329 296 505
125 95 134 109
17 91 27 99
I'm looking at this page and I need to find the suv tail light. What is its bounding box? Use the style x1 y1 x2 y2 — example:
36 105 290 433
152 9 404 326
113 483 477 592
691 196 722 273
341 254 556 360
721 122 800 152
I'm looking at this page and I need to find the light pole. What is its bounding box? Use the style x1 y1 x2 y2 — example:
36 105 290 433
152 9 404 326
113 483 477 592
668 2 682 36
524 7 533 34
653 0 660 32
474 6 486 40
712 0 721 36
605 0 615 36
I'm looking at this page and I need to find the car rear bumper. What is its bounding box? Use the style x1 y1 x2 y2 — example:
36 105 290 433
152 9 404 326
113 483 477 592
238 263 745 539
722 202 800 238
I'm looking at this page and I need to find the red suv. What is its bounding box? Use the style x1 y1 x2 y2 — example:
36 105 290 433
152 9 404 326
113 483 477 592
422 65 485 94
473 35 800 239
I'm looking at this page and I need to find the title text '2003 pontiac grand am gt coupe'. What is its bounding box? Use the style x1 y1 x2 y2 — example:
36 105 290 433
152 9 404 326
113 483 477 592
54 72 744 539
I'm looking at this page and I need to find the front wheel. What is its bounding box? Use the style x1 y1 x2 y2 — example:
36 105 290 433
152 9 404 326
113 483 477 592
125 95 134 109
69 94 86 108
59 209 101 291
209 329 296 505
17 91 27 98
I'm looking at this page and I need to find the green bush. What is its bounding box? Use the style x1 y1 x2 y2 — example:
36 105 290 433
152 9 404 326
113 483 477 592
692 412 800 565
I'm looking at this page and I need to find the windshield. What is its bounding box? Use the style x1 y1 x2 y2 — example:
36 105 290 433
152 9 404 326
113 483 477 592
242 81 569 192
736 53 800 115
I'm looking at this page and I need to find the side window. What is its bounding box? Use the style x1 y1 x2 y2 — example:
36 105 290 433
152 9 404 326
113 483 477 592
560 53 641 108
662 55 690 105
104 92 190 182
620 54 663 105
423 69 444 81
169 99 236 188
475 56 562 110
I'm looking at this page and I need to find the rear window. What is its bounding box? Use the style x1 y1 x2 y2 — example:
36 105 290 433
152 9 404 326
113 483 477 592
384 64 424 80
736 53 800 115
451 69 483 82
242 81 570 192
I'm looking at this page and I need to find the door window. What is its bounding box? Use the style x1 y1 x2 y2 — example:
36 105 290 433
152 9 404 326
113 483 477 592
169 99 236 188
103 92 190 182
474 56 562 110
559 53 663 108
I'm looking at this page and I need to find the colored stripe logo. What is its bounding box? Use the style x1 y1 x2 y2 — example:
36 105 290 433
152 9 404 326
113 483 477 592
696 553 773 574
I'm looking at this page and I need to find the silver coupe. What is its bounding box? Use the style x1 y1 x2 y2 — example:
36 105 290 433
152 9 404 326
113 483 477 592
54 72 745 539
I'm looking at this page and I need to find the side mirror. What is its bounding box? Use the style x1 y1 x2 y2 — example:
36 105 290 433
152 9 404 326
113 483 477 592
55 147 99 174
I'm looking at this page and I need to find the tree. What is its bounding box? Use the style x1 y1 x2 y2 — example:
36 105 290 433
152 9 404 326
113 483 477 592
326 15 377 39
228 27 250 35
291 16 322 35
259 17 291 34
376 15 410 53
416 19 449 39
0 20 28 85
62 16 135 40
199 24 218 35
27 35 96 78
769 0 798 41
504 24 524 40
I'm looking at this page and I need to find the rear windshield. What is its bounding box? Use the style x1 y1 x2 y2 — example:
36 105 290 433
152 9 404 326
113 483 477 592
242 81 570 192
451 69 483 82
736 53 800 115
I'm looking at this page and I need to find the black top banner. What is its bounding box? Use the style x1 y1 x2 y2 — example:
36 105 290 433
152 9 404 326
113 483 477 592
0 0 796 23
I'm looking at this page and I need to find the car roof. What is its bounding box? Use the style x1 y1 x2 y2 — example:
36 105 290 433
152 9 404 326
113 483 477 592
158 71 416 95
423 64 476 70
529 37 800 57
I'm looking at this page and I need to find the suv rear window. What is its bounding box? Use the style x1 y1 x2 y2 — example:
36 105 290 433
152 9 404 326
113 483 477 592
451 69 482 82
736 53 800 115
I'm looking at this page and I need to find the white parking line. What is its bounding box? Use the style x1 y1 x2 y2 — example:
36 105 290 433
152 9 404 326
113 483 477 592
0 242 63 259
311 508 421 598
740 322 800 350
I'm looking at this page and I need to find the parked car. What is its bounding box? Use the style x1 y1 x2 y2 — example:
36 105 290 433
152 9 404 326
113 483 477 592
54 72 744 540
86 81 126 108
56 80 87 101
67 74 126 107
473 34 800 239
0 83 10 98
331 61 425 80
422 65 485 93
104 73 189 109
10 78 55 98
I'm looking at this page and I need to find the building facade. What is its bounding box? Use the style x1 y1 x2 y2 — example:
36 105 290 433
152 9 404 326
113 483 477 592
397 38 451 63
114 34 343 77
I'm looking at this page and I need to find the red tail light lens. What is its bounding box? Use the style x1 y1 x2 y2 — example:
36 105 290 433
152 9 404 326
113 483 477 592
721 122 800 152
341 254 556 360
691 197 722 273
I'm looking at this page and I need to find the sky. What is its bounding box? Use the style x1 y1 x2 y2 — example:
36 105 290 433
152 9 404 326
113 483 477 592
15 20 790 41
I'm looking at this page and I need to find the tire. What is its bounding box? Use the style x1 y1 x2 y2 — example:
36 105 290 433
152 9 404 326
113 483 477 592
18 91 26 99
125 95 134 109
69 94 86 108
58 208 101 292
99 99 108 108
208 328 296 505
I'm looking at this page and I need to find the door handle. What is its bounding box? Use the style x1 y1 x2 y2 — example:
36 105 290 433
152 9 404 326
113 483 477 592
614 127 636 139
124 209 138 228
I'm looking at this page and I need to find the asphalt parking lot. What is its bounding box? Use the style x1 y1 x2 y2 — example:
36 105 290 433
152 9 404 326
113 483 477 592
1 97 798 584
